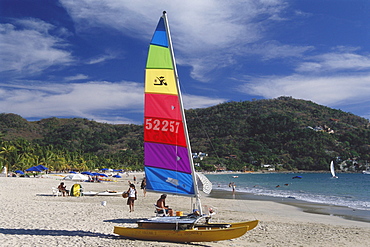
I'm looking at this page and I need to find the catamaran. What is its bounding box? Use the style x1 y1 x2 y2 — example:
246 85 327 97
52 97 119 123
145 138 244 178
113 11 258 242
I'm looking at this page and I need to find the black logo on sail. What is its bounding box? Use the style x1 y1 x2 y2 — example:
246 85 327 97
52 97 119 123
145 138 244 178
154 76 167 86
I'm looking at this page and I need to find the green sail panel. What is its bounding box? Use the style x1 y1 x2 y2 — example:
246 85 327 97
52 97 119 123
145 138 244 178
146 45 173 69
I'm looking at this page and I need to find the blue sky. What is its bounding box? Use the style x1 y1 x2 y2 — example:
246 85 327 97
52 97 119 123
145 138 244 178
1 0 369 124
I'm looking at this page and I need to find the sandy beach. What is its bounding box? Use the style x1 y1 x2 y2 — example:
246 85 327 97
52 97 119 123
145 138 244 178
1 173 369 247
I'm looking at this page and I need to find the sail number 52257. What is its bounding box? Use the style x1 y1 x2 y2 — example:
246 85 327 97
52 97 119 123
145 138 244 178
145 118 181 133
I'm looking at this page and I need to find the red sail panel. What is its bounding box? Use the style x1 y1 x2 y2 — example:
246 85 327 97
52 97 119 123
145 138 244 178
144 93 185 146
145 93 182 121
144 116 186 147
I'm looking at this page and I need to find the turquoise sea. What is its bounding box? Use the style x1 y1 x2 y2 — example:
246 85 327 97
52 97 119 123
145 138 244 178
205 173 370 213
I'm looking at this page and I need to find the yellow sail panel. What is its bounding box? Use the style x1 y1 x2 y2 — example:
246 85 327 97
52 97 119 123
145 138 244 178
145 69 178 95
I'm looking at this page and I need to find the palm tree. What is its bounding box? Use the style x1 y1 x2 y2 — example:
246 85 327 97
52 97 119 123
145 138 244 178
0 142 18 173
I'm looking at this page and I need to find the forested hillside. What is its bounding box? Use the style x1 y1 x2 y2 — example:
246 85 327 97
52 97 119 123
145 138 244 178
1 97 369 172
186 97 370 171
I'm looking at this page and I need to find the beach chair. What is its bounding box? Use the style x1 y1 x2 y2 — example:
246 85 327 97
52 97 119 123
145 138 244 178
52 187 62 197
154 204 168 216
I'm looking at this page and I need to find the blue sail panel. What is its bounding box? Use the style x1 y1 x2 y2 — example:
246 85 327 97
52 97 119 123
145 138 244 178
145 166 195 195
150 17 168 47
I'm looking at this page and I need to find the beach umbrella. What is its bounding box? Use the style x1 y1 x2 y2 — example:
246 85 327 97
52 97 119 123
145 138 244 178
101 168 109 171
15 170 24 174
26 166 42 172
69 171 77 174
63 174 88 181
81 171 93 175
36 165 48 170
91 172 108 177
113 175 121 178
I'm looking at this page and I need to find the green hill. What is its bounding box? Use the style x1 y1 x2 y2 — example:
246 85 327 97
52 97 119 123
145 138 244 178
1 97 369 172
186 97 370 171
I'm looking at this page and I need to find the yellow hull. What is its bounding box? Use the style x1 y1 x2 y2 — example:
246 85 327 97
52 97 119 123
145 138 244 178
113 220 258 242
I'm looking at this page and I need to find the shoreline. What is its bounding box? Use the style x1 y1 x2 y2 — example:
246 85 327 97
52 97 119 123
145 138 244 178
204 170 365 175
208 189 370 224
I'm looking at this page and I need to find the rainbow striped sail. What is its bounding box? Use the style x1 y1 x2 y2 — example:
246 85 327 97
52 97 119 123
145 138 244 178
144 12 197 197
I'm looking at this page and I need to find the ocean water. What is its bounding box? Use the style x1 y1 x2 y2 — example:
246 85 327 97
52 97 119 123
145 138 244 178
205 173 370 211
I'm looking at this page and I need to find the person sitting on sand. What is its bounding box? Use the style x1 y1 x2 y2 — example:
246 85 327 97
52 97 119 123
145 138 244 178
58 182 68 196
156 194 173 216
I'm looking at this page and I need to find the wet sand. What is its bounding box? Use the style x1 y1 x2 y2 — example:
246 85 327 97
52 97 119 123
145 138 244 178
1 174 369 247
209 190 370 223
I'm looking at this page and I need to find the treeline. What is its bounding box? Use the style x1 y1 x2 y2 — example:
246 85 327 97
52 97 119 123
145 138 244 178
186 97 370 171
1 97 370 173
0 115 143 172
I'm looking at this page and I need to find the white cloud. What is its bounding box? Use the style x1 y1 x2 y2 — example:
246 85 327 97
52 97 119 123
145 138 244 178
0 20 73 75
296 52 370 73
86 50 120 64
59 0 292 80
183 94 226 110
65 74 89 81
241 73 370 107
0 81 142 124
0 80 225 124
243 41 314 60
15 18 55 33
238 47 370 120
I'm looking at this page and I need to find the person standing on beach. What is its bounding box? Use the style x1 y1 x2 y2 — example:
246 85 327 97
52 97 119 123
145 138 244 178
140 177 146 197
126 184 137 212
229 182 236 194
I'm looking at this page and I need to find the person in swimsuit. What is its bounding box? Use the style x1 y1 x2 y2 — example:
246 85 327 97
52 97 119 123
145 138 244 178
156 194 173 216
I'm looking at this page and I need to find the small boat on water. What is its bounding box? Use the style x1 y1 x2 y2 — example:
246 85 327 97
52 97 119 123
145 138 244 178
113 11 258 242
330 161 338 178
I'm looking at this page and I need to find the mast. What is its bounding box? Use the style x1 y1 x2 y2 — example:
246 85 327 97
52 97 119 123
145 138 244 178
162 11 203 214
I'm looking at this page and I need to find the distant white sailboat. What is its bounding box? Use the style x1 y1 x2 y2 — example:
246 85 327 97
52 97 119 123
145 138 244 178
330 161 338 178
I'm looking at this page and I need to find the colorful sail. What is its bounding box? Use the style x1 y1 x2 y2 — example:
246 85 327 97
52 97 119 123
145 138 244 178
144 12 196 196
